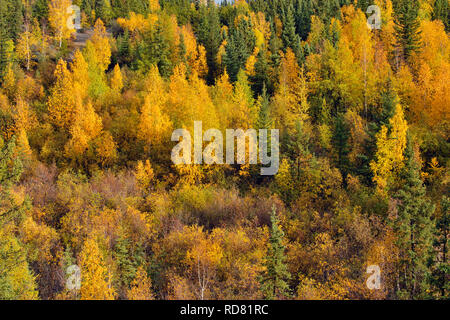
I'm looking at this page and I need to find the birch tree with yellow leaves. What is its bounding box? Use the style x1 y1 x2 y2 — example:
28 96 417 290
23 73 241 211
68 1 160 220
370 104 408 192
79 237 115 300
47 59 76 129
49 0 74 48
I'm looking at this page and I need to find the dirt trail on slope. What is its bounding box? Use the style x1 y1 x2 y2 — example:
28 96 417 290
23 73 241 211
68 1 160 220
72 29 95 52
68 28 111 61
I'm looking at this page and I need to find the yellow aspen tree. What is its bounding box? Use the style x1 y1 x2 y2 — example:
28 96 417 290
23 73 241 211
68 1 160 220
47 59 76 129
230 70 254 129
0 93 8 112
117 12 150 38
185 233 223 300
65 101 102 161
15 76 44 104
2 64 16 100
331 35 364 112
279 48 301 90
168 274 196 300
16 129 33 163
166 64 191 128
16 20 40 71
90 19 111 72
110 64 123 93
189 72 219 129
19 216 59 265
180 25 208 78
375 0 396 55
49 0 74 48
13 97 37 134
370 104 408 192
296 66 309 122
126 266 154 300
0 227 39 300
389 104 408 159
245 49 258 77
341 5 381 112
195 45 208 78
234 0 250 12
411 20 449 126
371 126 394 192
345 110 367 163
250 11 271 48
216 38 228 66
138 66 172 149
71 50 90 103
94 131 117 167
149 0 161 13
0 98 14 139
212 71 234 129
167 64 217 131
394 65 415 108
175 163 205 186
79 237 116 300
272 49 309 134
135 159 155 191
275 158 295 204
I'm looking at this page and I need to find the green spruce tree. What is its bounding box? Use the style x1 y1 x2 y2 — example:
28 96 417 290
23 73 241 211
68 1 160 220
332 114 351 183
433 0 449 31
197 1 222 84
33 0 49 24
430 196 449 299
224 17 256 82
251 47 273 95
393 0 422 64
281 4 298 51
256 84 272 131
392 135 435 299
113 237 146 298
260 206 291 300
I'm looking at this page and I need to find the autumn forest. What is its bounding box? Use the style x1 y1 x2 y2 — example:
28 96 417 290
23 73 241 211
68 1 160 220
0 0 448 300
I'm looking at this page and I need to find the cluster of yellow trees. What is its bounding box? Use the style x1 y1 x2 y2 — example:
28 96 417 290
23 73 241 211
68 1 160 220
0 0 448 300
